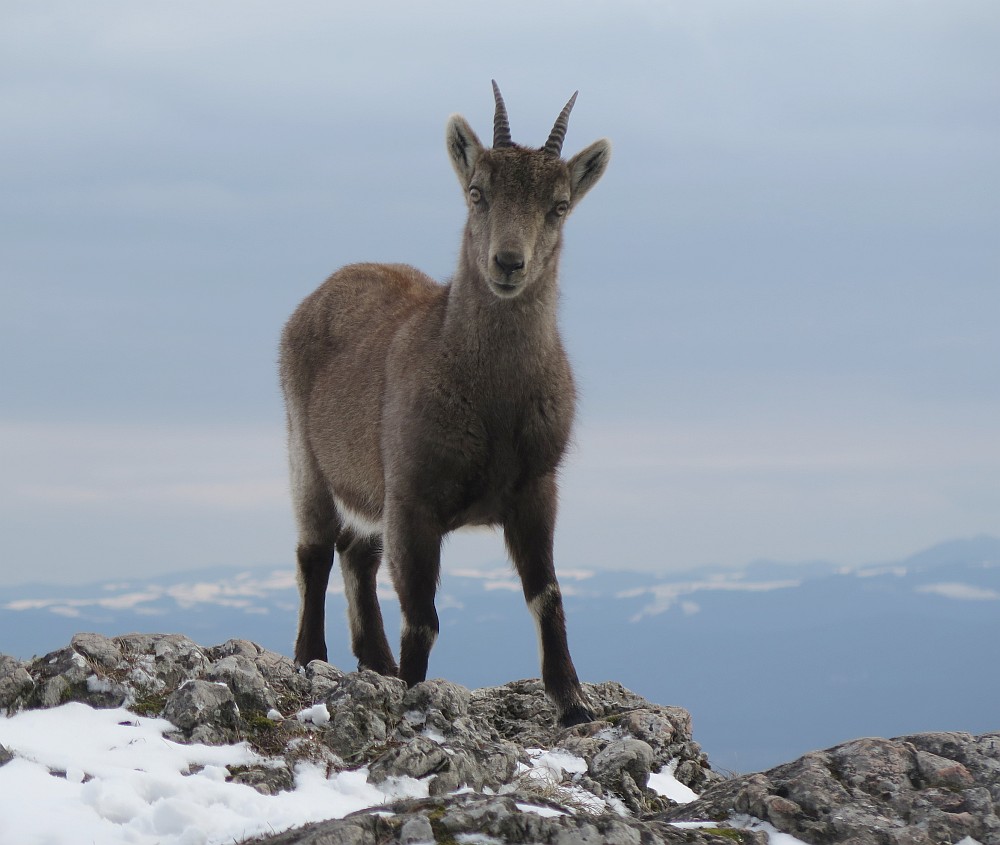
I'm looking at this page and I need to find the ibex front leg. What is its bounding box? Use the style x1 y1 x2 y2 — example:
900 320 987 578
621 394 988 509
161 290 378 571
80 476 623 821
505 473 594 727
385 504 443 687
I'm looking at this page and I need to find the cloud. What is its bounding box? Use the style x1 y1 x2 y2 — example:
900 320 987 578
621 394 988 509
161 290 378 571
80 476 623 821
2 570 301 615
619 576 801 622
915 582 1000 601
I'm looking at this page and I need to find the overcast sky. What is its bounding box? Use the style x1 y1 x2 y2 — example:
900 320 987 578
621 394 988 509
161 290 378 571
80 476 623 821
2 1 998 587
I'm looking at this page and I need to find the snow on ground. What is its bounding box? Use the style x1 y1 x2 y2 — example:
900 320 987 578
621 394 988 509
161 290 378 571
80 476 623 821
648 760 698 804
0 702 816 845
0 703 426 845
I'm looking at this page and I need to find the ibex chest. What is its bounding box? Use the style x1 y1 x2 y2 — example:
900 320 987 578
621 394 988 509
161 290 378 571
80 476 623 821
385 371 574 529
451 390 573 527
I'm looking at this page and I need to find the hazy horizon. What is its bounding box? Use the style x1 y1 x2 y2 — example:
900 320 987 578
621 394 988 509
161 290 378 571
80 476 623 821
3 2 998 587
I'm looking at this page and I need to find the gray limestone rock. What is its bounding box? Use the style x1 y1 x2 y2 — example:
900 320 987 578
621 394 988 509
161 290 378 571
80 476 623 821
18 642 127 710
207 654 278 714
303 659 344 702
70 632 123 670
0 654 34 710
589 737 657 813
662 731 1000 845
321 670 407 761
398 814 433 844
368 735 450 783
239 793 764 845
116 633 212 689
162 678 240 744
22 632 992 845
228 763 296 796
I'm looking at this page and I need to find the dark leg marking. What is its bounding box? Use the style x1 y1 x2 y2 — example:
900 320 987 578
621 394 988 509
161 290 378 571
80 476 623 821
295 539 336 665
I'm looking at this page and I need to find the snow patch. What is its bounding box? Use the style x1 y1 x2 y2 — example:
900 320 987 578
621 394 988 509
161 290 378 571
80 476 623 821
730 814 812 844
0 703 428 845
296 703 330 726
525 748 588 777
514 801 568 817
648 760 698 804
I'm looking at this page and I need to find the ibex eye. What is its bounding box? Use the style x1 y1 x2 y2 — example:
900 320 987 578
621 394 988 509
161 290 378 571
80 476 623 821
469 187 483 203
554 201 569 216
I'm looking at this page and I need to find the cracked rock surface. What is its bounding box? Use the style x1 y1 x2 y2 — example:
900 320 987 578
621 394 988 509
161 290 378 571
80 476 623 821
3 632 995 845
2 633 743 843
662 732 1000 845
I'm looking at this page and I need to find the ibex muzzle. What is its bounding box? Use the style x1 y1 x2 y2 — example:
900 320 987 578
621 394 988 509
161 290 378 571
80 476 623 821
280 81 610 726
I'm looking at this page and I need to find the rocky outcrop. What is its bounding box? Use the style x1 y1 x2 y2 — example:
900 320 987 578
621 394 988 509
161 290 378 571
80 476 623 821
246 792 769 845
662 733 1000 845
2 632 996 845
1 633 744 843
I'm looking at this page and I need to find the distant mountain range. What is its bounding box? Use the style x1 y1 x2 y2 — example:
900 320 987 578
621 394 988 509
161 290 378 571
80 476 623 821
2 536 998 774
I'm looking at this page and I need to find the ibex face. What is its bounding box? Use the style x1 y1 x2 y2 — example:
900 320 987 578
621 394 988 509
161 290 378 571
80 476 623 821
446 82 611 300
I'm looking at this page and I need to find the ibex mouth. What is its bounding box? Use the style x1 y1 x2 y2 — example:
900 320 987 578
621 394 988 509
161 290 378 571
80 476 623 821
487 278 523 299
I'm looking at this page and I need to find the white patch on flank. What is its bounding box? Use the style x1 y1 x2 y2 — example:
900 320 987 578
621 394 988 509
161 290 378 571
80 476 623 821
334 497 384 538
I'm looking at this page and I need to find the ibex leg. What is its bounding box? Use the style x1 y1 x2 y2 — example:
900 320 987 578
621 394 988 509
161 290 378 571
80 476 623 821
505 473 593 727
295 540 336 664
386 505 442 687
289 420 339 666
338 531 398 676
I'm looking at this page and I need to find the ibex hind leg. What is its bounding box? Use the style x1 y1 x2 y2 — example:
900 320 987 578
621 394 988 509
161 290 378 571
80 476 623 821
338 530 398 676
289 419 339 666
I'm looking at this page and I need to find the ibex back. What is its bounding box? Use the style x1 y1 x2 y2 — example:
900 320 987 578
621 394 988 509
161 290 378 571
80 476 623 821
280 81 610 726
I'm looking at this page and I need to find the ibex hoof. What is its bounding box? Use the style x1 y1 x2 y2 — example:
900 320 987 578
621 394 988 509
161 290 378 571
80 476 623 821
558 703 595 728
357 659 399 678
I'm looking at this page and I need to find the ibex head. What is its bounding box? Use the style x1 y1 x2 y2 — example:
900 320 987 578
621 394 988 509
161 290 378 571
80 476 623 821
446 81 611 299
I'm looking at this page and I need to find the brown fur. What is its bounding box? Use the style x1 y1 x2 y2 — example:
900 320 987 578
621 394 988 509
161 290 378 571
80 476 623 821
280 83 610 725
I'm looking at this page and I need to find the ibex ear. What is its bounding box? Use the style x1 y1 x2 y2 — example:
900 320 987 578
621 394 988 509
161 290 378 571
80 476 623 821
568 139 611 206
446 115 485 187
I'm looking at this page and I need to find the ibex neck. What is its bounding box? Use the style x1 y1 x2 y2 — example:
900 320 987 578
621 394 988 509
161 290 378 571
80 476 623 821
444 249 562 362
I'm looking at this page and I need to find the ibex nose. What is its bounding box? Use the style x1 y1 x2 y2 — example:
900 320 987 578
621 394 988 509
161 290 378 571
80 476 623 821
494 251 525 277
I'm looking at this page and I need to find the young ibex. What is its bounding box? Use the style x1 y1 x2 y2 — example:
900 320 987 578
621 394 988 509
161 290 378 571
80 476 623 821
280 81 610 726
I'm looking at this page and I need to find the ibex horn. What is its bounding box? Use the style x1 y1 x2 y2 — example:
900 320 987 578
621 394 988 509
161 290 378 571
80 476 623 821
492 80 514 149
543 91 578 157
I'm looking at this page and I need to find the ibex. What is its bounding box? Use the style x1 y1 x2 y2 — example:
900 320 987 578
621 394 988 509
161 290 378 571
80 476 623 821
280 81 610 726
